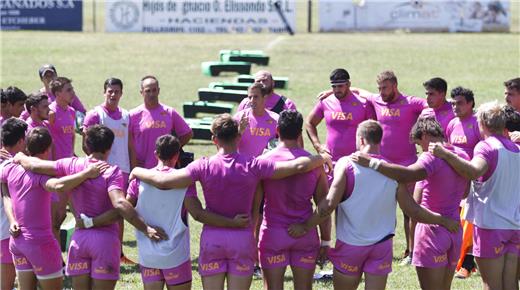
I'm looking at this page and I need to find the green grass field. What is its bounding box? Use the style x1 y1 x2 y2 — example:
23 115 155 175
1 2 520 289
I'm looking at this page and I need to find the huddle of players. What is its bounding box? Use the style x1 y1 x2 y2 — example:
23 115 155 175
0 66 519 290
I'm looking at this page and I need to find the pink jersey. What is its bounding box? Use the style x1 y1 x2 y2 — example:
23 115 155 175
83 104 124 127
416 146 469 220
237 93 297 112
48 101 75 159
366 94 427 165
445 115 481 158
258 146 321 228
26 117 49 132
473 135 520 182
234 108 278 158
0 163 52 239
311 93 375 161
55 157 124 234
129 104 191 169
186 152 275 229
20 90 86 120
420 101 455 134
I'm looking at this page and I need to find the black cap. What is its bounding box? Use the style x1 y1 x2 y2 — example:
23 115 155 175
38 64 57 79
329 68 350 84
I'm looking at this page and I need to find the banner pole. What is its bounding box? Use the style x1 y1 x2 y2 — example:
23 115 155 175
308 0 312 33
93 0 96 32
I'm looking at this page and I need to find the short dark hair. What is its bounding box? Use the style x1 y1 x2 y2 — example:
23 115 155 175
50 77 72 95
104 77 123 91
26 127 52 155
504 78 520 92
423 77 448 93
155 135 181 161
356 120 383 145
25 92 48 113
450 86 475 108
277 110 303 140
248 82 268 96
410 116 444 141
211 114 239 143
329 68 350 83
140 75 159 89
504 105 520 132
1 118 27 147
3 86 27 105
85 125 114 154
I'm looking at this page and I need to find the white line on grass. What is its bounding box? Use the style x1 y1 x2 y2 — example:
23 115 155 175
265 35 285 51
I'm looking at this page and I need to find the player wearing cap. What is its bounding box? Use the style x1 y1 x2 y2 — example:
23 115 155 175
234 83 279 158
0 118 27 290
0 87 27 125
237 70 297 114
420 78 455 133
130 114 330 290
298 119 459 290
306 68 375 183
257 110 331 290
25 92 51 132
129 75 193 169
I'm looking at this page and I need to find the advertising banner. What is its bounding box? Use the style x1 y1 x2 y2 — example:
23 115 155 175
106 0 296 33
0 0 83 31
319 0 510 32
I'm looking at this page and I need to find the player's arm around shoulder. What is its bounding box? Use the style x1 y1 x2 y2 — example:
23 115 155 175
13 152 58 175
130 167 193 190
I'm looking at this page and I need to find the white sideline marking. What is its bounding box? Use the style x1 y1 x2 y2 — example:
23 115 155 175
265 36 285 51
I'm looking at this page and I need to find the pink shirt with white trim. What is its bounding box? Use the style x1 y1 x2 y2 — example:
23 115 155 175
416 146 469 220
48 101 75 160
446 115 481 158
55 157 124 234
0 163 52 239
258 146 321 228
366 94 427 165
473 135 520 182
237 93 297 112
83 104 124 128
186 153 275 229
311 93 375 161
129 104 191 169
420 101 455 133
234 108 279 158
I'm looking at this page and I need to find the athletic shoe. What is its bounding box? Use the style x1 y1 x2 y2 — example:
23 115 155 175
399 255 412 266
253 265 262 279
455 268 471 279
120 254 137 265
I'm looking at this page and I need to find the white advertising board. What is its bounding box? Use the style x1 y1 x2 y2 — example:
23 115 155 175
106 0 296 33
319 0 510 32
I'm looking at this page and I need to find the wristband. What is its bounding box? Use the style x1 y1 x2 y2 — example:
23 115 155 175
369 158 381 171
320 240 332 247
80 214 94 229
